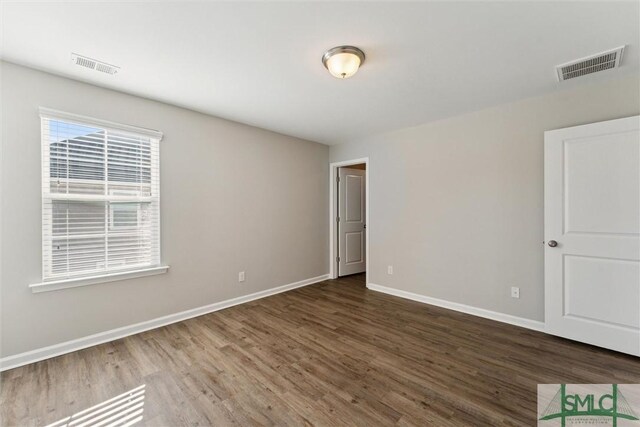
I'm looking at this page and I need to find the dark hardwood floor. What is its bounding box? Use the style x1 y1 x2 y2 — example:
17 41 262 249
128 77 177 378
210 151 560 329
1 274 639 426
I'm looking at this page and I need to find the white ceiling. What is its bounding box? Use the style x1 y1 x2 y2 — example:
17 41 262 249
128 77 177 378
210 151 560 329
1 1 638 145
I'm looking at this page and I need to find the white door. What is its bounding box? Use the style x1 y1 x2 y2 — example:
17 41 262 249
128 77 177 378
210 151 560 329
338 167 366 276
545 116 640 356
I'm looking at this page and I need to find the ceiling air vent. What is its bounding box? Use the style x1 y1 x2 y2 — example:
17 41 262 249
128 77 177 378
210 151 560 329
71 53 120 75
556 46 625 82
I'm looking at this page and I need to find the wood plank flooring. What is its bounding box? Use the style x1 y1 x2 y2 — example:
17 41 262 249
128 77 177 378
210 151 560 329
1 274 639 426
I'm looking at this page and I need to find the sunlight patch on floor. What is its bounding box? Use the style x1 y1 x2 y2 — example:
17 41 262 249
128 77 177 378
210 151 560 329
46 384 145 427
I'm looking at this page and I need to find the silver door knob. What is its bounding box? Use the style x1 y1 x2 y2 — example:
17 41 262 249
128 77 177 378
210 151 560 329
548 240 558 247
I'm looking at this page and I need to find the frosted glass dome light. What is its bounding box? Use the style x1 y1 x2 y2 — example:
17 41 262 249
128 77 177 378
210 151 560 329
322 46 365 79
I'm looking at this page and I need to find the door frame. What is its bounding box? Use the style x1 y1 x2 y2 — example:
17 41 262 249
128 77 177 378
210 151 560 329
329 157 369 282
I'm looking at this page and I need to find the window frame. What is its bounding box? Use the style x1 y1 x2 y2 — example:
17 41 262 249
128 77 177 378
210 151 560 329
30 108 168 293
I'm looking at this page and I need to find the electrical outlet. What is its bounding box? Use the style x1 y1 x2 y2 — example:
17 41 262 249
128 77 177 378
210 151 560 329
239 271 245 282
511 286 520 299
387 265 393 275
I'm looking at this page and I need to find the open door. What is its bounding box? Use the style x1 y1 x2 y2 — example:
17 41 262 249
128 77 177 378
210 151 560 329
544 116 640 356
338 167 366 276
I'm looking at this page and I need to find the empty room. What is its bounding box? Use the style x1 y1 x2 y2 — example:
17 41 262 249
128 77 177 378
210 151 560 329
1 1 639 426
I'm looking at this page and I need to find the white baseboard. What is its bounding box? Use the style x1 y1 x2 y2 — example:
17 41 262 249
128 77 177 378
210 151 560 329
367 283 545 332
0 274 330 372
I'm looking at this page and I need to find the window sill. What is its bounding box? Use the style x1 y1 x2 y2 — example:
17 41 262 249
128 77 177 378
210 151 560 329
29 266 170 294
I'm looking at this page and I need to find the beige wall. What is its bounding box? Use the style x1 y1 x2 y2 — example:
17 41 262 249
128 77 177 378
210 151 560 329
330 74 640 322
0 62 329 357
1 61 637 359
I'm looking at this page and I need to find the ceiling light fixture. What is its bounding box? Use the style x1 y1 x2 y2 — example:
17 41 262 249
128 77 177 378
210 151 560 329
322 46 365 79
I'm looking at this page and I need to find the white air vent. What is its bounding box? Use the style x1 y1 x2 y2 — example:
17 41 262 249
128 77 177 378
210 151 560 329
556 46 625 82
71 53 120 75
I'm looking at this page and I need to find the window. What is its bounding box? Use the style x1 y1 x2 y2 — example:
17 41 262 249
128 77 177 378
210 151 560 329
38 108 164 287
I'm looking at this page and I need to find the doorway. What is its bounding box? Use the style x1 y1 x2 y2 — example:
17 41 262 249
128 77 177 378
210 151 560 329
329 158 369 281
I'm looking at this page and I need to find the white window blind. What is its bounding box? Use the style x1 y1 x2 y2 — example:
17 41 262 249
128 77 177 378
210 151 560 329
40 109 163 282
